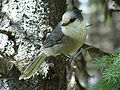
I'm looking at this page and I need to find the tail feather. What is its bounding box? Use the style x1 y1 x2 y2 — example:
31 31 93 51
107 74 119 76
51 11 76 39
19 52 47 80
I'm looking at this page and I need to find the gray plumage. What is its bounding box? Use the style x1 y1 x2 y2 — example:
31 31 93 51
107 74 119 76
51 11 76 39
43 22 65 48
19 10 87 80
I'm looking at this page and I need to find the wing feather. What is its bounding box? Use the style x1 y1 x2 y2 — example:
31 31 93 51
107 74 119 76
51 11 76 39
43 22 65 48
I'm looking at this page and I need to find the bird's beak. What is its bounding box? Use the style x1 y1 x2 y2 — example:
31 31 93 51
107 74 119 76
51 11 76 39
62 23 67 26
62 22 70 26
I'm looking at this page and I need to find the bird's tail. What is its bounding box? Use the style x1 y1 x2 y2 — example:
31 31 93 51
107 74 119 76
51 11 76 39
19 52 47 80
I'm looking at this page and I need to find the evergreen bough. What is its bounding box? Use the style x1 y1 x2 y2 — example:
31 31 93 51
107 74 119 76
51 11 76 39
91 49 120 90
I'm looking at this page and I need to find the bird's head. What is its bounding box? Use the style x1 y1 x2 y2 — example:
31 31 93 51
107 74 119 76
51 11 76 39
61 10 83 27
61 10 86 37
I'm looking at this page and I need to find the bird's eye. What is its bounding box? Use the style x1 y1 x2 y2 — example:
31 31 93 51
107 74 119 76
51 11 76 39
69 18 76 23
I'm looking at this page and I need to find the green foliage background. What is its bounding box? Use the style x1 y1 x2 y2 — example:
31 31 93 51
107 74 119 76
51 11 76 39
91 49 120 90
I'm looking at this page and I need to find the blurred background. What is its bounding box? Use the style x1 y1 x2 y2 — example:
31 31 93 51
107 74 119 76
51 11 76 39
0 0 120 89
79 0 120 53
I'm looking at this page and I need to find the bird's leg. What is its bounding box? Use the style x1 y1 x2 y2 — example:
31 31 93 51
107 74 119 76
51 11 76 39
73 47 92 60
61 53 72 59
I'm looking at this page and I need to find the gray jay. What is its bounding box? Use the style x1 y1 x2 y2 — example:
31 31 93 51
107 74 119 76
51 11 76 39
19 10 87 80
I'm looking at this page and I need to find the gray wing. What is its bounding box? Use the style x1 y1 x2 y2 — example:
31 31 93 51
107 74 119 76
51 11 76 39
43 22 65 48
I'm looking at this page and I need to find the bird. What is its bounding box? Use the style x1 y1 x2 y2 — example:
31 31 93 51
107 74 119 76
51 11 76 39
19 10 87 80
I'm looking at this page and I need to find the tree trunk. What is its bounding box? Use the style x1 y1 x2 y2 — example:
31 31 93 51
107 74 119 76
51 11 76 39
0 0 108 90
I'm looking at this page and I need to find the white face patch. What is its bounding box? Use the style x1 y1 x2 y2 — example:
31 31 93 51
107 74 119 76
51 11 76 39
61 20 86 37
62 10 77 25
62 12 72 24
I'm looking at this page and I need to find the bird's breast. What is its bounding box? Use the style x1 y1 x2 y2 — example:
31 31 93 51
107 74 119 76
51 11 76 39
61 23 87 54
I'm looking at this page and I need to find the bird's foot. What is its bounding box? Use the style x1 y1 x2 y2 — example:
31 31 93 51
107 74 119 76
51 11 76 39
61 53 72 59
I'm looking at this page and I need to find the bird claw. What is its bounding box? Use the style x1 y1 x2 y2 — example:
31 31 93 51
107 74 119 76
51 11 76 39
61 53 72 59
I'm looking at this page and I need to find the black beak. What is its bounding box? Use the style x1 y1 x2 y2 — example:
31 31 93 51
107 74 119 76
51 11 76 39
62 23 70 26
62 23 67 26
62 18 76 26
